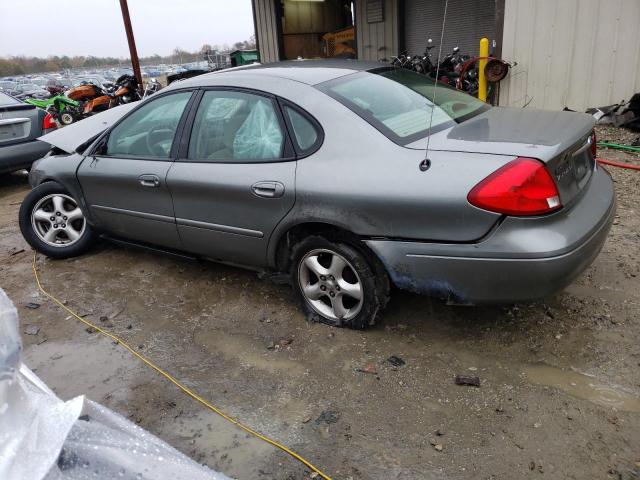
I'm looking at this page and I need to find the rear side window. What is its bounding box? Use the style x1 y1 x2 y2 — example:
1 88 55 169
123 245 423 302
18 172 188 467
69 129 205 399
188 90 284 162
284 106 319 153
106 91 191 158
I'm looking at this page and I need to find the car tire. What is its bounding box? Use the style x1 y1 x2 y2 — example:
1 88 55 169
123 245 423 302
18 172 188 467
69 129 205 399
291 235 389 329
19 182 96 259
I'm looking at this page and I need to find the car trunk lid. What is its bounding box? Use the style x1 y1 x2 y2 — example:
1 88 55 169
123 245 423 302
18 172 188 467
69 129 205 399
0 103 41 146
406 107 597 207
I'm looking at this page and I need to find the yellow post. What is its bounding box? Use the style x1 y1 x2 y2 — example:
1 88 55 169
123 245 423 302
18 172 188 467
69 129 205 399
478 37 489 102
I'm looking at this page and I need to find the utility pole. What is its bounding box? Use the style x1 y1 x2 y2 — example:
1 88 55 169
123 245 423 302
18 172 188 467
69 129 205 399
119 0 143 92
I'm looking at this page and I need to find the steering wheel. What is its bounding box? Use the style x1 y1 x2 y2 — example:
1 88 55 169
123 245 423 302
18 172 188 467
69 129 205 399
146 124 171 157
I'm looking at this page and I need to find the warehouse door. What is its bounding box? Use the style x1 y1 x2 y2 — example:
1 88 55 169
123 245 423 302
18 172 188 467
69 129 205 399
404 0 495 58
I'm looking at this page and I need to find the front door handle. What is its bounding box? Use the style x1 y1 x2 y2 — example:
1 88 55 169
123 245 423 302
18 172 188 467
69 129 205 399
251 181 285 198
138 174 160 188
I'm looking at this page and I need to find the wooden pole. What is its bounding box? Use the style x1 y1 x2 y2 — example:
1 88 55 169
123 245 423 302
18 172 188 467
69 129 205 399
119 0 143 92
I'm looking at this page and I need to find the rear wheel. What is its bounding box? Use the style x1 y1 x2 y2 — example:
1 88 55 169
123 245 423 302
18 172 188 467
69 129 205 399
19 182 95 259
291 235 389 329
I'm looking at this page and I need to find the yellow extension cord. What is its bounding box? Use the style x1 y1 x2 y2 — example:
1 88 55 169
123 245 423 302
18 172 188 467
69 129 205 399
31 253 332 480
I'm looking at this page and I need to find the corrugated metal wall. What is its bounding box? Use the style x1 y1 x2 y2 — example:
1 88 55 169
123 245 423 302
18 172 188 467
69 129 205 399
500 0 640 111
404 0 496 57
253 0 280 63
355 0 399 61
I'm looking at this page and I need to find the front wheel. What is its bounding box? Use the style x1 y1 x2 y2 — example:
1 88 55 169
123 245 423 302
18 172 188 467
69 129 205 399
290 236 389 329
58 110 75 125
19 182 96 259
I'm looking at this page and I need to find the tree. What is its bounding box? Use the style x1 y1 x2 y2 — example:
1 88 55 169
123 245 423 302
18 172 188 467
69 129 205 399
44 60 59 72
0 34 261 75
172 47 189 64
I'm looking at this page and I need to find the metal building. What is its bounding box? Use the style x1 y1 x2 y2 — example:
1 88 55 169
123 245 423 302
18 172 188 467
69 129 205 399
501 0 640 111
251 0 640 111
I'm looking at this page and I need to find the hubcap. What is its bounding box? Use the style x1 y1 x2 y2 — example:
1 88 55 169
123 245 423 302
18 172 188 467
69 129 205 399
298 249 363 321
31 194 85 247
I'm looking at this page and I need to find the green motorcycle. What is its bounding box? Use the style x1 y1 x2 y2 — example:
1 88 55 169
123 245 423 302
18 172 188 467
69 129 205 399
25 92 80 126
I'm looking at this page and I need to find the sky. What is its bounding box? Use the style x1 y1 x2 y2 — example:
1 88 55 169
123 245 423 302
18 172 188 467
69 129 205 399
0 0 255 58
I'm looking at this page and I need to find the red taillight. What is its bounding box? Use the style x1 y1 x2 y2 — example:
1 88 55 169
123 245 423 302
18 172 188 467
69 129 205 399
42 113 57 130
590 130 597 158
468 157 562 216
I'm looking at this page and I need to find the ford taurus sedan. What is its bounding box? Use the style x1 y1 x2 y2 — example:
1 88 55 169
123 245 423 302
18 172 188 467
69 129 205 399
20 60 615 329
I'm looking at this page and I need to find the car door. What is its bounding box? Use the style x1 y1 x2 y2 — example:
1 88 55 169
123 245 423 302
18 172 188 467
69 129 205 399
167 88 297 267
77 90 193 249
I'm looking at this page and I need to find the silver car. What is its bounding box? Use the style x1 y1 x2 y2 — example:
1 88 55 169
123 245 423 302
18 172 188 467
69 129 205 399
20 61 615 329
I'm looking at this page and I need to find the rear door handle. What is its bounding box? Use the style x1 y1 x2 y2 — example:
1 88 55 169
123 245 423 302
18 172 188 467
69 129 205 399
251 181 285 198
138 174 160 188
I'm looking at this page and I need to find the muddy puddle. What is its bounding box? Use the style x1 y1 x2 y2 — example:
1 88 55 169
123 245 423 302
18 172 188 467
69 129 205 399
22 338 142 402
524 364 640 412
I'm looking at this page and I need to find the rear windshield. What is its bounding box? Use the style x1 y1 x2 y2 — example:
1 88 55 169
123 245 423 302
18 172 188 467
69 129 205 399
317 68 490 145
0 92 21 106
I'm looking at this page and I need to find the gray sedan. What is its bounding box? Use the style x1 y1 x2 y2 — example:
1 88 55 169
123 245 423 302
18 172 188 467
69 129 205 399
1 91 56 174
20 61 615 329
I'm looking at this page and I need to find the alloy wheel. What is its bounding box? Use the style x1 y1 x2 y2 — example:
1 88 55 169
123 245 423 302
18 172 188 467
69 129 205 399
298 248 364 321
31 194 85 247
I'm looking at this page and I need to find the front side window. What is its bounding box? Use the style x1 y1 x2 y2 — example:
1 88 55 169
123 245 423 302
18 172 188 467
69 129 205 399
106 91 191 158
188 90 284 162
317 68 490 144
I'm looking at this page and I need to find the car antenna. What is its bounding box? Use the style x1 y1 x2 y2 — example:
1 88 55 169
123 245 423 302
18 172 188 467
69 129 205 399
422 0 449 171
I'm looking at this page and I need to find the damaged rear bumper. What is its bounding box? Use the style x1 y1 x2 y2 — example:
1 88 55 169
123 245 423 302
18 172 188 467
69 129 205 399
365 167 615 304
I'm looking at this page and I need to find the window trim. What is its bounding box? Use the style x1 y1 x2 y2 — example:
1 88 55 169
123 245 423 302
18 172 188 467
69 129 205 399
89 88 198 161
176 86 296 164
277 98 324 159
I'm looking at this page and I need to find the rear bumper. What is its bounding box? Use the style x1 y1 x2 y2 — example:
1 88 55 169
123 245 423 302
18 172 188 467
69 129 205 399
365 167 615 304
0 140 51 174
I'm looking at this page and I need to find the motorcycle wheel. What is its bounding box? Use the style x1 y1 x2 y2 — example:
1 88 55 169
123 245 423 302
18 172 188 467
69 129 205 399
59 112 75 126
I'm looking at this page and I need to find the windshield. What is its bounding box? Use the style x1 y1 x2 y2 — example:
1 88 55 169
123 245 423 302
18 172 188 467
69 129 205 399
18 84 39 91
0 81 17 90
317 68 490 145
0 92 21 106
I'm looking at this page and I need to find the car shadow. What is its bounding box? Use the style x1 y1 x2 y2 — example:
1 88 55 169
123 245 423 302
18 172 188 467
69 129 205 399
374 285 566 349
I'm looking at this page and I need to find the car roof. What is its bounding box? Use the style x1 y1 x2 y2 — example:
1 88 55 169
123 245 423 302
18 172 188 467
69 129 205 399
181 59 386 87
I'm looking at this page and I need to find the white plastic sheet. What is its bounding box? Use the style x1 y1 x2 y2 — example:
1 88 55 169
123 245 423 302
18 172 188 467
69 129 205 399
0 289 231 480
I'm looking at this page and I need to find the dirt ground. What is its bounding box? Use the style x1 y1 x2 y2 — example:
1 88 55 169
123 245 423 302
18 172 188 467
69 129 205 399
1 129 639 480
